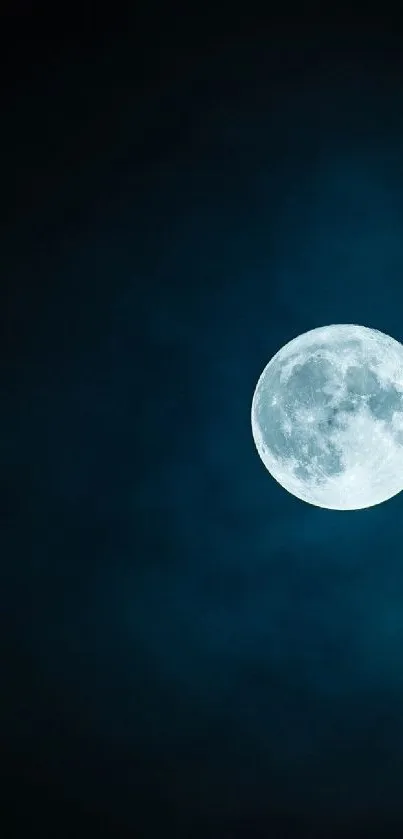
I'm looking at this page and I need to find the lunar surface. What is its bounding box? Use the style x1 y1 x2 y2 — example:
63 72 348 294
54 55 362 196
251 324 403 510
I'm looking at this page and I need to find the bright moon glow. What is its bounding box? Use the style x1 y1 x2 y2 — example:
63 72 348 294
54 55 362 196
251 324 403 510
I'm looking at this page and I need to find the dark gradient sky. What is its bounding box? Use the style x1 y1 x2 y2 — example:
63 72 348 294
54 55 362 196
3 8 403 839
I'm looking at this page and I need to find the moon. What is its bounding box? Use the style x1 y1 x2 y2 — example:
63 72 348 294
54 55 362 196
251 324 403 510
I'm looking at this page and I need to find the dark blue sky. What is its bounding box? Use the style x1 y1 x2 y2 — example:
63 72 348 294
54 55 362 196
3 8 403 838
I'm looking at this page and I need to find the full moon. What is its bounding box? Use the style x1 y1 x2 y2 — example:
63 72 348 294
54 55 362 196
251 324 403 510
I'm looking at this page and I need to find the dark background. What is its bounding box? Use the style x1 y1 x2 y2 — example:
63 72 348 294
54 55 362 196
3 4 403 838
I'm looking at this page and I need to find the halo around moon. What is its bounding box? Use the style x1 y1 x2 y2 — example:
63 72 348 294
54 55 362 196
251 324 403 510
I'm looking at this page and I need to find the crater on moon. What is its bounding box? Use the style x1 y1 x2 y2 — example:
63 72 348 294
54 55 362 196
251 324 403 510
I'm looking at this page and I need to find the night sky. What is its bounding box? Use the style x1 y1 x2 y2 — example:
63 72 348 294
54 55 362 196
4 6 403 838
